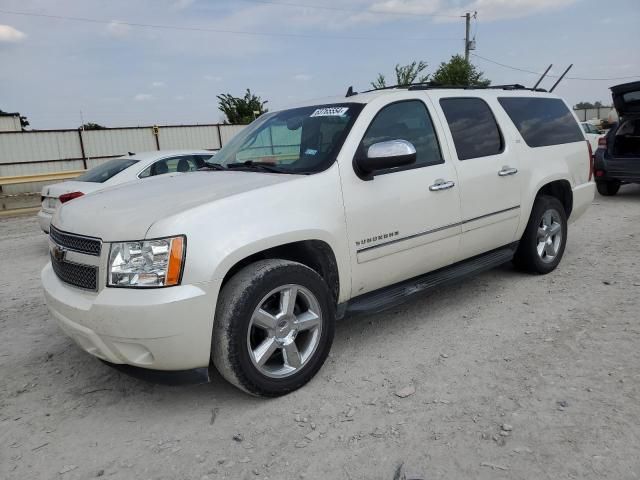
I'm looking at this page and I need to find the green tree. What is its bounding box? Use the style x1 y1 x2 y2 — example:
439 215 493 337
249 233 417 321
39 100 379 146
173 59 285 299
80 122 106 130
371 61 429 89
217 89 268 124
431 55 491 87
574 102 595 109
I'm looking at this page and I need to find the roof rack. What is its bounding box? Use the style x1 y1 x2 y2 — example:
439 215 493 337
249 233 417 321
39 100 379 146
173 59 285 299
349 82 548 97
346 61 576 97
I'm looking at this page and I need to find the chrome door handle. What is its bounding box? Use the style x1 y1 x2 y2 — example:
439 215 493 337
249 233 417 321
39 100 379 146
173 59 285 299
429 179 455 191
498 166 518 177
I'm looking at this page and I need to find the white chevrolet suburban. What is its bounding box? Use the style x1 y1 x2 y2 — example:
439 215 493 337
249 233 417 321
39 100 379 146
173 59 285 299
42 85 595 396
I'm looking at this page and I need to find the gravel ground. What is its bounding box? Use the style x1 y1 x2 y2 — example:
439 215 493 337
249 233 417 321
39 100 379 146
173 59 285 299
1 185 639 480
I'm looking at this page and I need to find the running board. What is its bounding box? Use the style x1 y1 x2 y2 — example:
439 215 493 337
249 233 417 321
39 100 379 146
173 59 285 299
342 243 518 318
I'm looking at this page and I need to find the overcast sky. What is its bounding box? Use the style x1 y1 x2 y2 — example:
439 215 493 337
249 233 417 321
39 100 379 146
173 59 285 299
1 0 639 129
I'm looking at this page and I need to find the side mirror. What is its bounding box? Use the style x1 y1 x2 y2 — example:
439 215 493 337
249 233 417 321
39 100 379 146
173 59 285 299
354 139 417 179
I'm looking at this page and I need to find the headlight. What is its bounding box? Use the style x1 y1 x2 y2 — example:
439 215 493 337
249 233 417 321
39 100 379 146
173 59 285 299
108 236 185 288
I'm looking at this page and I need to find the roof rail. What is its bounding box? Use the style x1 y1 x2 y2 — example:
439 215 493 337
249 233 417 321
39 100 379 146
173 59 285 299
358 82 547 94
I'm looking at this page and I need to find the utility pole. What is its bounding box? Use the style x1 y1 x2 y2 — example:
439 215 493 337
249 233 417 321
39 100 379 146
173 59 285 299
464 12 471 62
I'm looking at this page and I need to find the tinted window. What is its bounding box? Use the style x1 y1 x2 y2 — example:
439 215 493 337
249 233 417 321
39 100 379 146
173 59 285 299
75 158 138 183
360 100 443 170
498 97 584 147
440 98 503 160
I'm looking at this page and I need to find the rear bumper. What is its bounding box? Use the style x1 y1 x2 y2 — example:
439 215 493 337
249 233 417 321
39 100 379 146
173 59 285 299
594 151 640 183
37 209 52 234
596 175 640 184
570 182 595 223
42 262 216 371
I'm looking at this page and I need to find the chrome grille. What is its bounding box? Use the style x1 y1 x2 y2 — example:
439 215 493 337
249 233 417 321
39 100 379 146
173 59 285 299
50 225 101 256
50 253 98 291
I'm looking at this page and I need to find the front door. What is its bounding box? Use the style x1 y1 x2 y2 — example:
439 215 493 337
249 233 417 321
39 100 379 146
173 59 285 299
339 97 463 297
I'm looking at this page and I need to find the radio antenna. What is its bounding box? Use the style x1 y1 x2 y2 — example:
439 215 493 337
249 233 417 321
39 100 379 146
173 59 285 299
549 64 573 92
533 64 553 90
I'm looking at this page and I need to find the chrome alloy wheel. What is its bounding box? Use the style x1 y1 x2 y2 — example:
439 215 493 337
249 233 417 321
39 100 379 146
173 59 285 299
247 284 322 378
537 208 562 263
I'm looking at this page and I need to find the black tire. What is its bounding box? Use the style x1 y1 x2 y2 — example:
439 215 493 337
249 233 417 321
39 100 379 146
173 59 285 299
596 180 620 196
513 195 568 274
211 259 335 397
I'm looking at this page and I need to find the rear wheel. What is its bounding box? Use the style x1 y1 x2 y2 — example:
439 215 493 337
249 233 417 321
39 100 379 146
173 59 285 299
596 180 620 196
212 259 335 396
513 195 567 274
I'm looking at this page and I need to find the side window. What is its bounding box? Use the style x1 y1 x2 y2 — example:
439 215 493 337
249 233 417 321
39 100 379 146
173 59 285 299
195 154 215 165
498 97 584 147
139 156 195 178
360 100 443 170
440 97 504 160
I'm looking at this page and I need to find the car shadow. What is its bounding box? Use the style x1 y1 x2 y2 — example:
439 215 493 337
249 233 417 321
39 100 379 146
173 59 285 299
36 259 527 407
601 183 640 199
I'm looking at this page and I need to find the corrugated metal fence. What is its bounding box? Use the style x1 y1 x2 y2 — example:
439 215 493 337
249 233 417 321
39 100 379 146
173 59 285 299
573 106 616 123
0 123 246 197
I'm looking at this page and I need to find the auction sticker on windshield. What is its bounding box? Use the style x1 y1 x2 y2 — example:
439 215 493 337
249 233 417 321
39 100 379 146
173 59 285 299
310 107 349 117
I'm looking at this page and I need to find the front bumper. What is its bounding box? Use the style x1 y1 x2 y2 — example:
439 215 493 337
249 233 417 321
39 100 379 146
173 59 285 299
42 263 215 371
37 209 52 234
570 182 595 223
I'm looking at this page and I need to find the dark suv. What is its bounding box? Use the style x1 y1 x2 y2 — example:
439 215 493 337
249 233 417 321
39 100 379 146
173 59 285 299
594 81 640 195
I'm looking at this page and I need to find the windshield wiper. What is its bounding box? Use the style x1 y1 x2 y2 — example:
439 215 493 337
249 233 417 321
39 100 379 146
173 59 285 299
226 161 289 174
199 163 227 171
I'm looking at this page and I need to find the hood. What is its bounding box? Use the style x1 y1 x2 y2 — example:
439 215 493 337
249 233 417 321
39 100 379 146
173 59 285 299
53 171 298 241
611 81 640 117
41 180 105 198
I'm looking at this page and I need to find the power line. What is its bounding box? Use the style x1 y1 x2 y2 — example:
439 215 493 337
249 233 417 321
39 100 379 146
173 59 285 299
0 9 460 42
472 53 640 81
237 0 461 18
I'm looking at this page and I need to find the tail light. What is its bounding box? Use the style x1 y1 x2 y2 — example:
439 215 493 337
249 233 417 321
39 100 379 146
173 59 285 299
59 191 84 204
586 140 594 182
598 136 607 149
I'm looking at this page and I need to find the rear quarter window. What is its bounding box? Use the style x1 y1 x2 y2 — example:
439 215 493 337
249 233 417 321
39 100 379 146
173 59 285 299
498 97 584 147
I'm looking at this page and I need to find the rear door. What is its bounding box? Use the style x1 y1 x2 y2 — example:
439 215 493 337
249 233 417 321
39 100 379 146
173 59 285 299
434 95 522 259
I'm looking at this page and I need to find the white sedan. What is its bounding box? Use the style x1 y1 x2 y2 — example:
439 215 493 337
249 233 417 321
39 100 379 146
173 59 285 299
581 122 604 153
37 150 216 233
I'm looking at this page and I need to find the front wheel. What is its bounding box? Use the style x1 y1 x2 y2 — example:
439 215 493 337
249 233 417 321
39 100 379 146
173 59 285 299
513 195 567 274
596 180 620 196
212 259 335 396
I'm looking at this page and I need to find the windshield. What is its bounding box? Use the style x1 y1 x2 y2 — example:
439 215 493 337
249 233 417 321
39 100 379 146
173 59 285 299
75 158 138 183
215 103 364 174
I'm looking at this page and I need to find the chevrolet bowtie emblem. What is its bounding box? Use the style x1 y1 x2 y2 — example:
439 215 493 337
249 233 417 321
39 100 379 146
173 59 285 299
52 244 66 262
